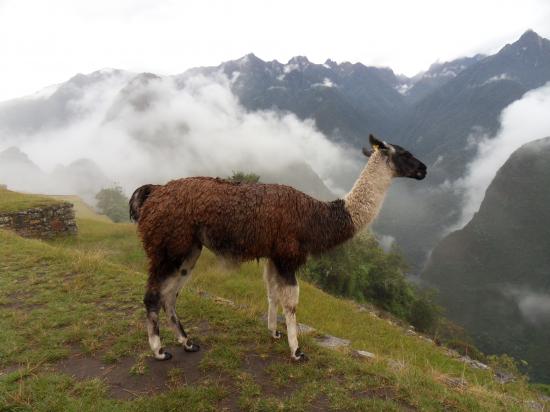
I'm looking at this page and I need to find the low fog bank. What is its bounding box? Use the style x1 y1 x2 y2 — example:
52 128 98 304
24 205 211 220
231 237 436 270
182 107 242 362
451 82 550 230
502 286 550 325
0 71 362 203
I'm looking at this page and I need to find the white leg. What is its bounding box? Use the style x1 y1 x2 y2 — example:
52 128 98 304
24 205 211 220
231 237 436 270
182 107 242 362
280 282 305 360
267 259 307 362
264 260 282 339
162 271 199 351
161 248 201 352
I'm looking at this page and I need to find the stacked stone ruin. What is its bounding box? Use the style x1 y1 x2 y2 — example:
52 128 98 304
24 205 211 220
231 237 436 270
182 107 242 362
0 203 77 239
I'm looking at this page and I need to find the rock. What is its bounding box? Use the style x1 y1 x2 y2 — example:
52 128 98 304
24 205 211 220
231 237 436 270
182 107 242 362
315 335 351 349
297 323 316 335
459 356 490 370
524 400 545 411
494 370 515 384
355 350 375 359
443 348 461 358
406 329 417 336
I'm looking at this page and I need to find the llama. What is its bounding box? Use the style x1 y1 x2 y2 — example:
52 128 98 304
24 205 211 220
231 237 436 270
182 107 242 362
130 134 426 361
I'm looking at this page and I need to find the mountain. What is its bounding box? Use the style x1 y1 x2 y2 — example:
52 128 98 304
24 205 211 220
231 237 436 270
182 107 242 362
51 158 112 204
182 53 408 147
375 30 550 269
0 147 111 203
0 147 48 193
403 54 486 103
422 137 550 382
0 69 132 138
399 30 550 180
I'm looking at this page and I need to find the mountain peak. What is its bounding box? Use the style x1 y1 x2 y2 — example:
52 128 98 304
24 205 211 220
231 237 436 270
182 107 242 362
236 53 264 65
288 56 310 66
324 59 338 68
510 29 548 50
518 29 541 42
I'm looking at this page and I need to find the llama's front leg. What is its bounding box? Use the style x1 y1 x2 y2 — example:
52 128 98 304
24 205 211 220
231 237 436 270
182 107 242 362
280 280 307 362
263 260 282 339
144 288 171 360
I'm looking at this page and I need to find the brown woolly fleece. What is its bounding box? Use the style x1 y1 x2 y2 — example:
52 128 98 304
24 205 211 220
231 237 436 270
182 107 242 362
135 177 356 285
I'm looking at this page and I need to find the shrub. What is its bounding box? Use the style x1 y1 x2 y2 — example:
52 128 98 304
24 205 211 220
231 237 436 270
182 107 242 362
300 231 441 332
95 186 129 223
227 171 260 183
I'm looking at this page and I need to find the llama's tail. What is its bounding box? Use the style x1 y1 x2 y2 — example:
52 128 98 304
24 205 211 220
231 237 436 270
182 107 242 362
129 184 160 222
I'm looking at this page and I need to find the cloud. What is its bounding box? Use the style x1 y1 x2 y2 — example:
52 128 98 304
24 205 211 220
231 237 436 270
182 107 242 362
0 72 360 200
375 233 395 252
502 286 550 324
450 82 550 230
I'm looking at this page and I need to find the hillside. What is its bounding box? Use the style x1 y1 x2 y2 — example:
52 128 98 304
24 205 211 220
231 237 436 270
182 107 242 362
423 137 550 383
0 186 61 213
1 193 549 410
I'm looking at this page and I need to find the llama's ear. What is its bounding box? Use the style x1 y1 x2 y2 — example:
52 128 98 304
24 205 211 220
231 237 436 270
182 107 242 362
362 147 372 157
369 134 387 150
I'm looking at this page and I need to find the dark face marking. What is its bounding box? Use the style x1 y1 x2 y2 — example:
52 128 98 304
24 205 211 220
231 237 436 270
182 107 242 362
388 144 427 180
181 269 188 276
363 134 427 180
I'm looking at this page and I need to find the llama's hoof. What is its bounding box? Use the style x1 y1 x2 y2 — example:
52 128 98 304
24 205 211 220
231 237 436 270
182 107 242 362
155 349 172 361
291 348 308 362
271 330 283 340
184 341 200 352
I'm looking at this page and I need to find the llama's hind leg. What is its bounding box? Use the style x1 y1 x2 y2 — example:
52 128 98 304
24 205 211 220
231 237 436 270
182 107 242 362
263 260 282 339
271 262 307 362
163 245 202 352
280 280 306 361
144 288 171 360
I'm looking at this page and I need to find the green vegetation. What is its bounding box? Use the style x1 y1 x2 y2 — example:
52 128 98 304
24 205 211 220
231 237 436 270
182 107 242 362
0 187 61 213
227 171 260 183
301 232 441 333
50 195 111 223
95 186 129 223
0 191 548 410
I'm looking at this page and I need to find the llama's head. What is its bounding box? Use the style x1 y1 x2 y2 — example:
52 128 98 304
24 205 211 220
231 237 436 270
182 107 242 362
362 134 427 180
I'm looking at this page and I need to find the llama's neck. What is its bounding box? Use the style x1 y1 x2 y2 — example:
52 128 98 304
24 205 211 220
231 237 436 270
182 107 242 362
344 150 394 232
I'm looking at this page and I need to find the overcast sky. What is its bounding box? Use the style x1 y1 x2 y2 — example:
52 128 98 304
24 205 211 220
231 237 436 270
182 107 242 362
1 0 549 102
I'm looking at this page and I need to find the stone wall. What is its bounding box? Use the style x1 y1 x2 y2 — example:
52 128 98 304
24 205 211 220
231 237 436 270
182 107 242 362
0 203 77 239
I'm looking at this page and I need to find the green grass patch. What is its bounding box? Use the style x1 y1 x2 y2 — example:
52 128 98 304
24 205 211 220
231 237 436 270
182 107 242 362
0 188 62 213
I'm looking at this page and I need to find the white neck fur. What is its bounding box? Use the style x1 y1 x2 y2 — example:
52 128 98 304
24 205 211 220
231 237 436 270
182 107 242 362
344 150 394 231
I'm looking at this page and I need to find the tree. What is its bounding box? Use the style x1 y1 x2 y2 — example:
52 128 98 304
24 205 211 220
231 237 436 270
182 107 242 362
227 171 260 183
95 186 129 223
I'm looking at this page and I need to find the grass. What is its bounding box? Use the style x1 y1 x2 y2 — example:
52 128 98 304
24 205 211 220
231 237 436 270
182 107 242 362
49 195 111 223
0 188 62 213
0 193 549 411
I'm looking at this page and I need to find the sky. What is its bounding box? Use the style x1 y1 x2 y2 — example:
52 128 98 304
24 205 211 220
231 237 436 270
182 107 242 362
1 0 550 102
